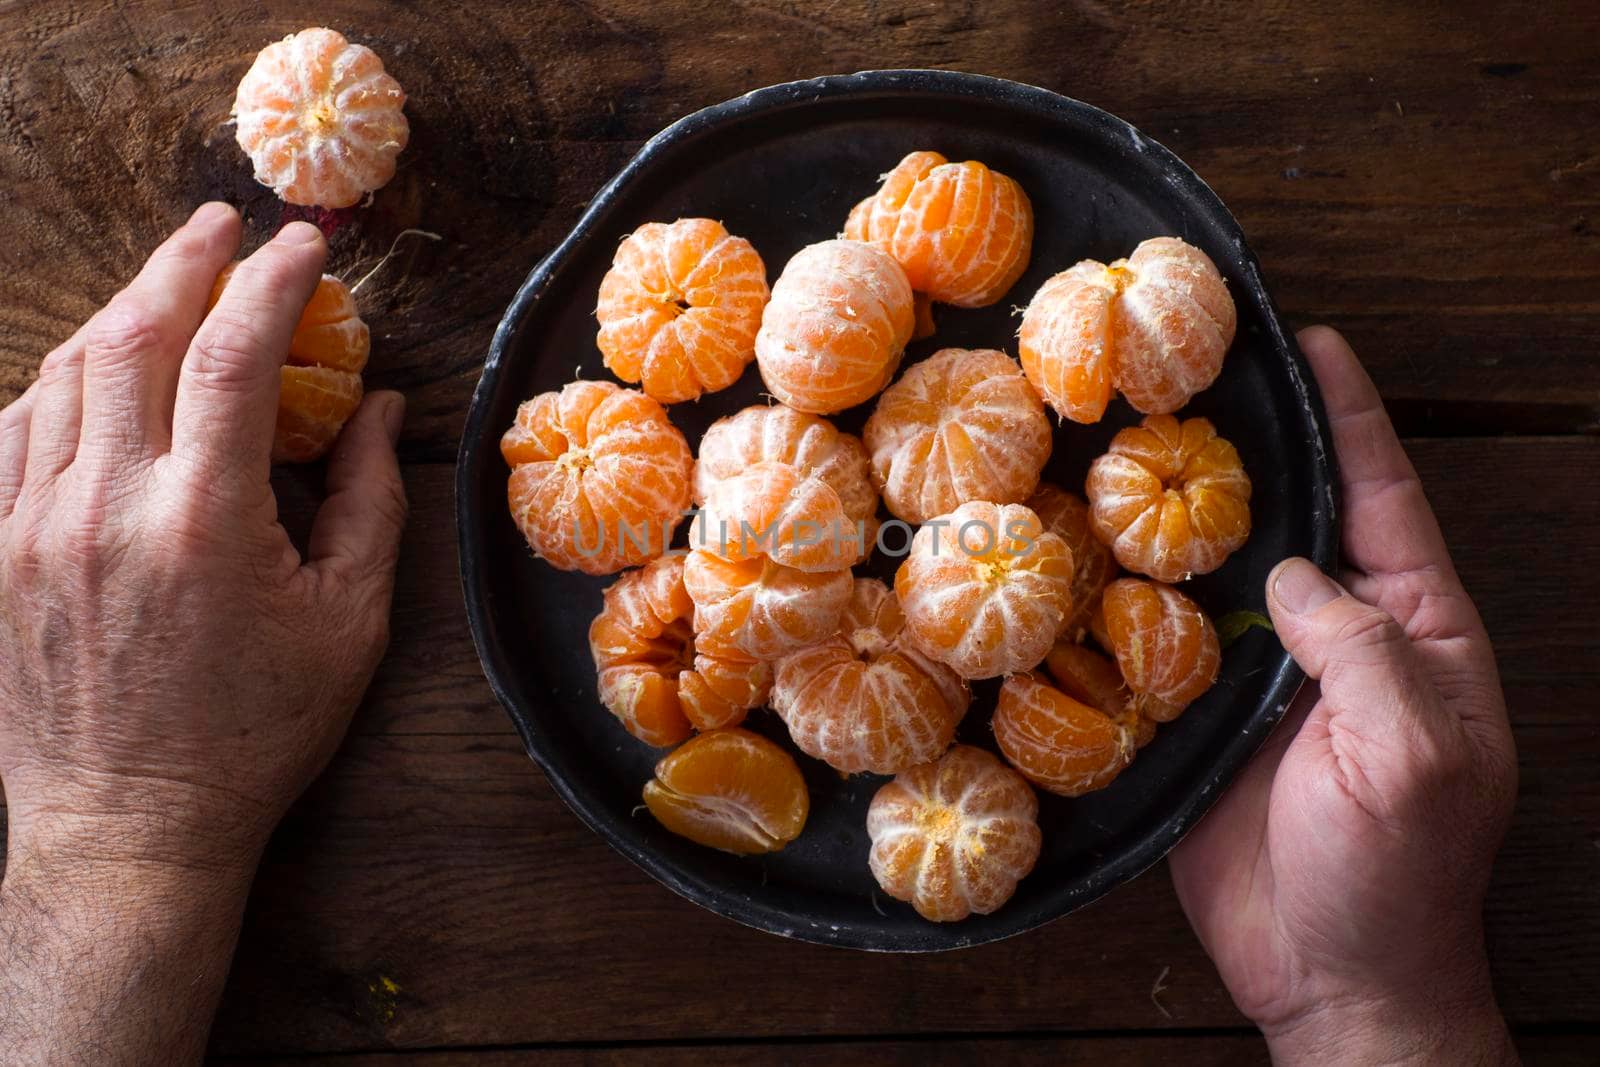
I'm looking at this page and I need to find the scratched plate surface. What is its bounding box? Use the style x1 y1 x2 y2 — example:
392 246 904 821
458 71 1338 951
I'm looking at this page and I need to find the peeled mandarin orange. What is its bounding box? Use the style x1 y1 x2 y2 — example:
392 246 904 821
1024 482 1118 643
232 27 408 208
595 218 769 403
1101 578 1221 721
894 501 1074 680
691 404 877 571
1018 236 1236 423
994 671 1137 796
754 239 914 414
1044 641 1155 749
207 262 368 463
589 556 771 747
866 745 1041 922
642 727 809 855
844 150 1034 310
1086 414 1251 582
682 549 852 660
863 347 1052 524
501 380 692 575
772 578 970 775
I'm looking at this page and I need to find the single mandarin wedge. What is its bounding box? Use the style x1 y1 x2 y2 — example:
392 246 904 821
232 27 409 208
501 380 692 575
682 549 852 660
1086 414 1252 582
863 347 1052 524
895 501 1074 680
844 151 1034 312
867 745 1041 922
1101 578 1221 721
772 578 970 775
1044 641 1155 749
994 671 1137 796
755 239 914 414
691 404 877 570
208 262 368 463
595 218 769 403
642 727 810 855
589 556 772 747
1025 482 1118 643
1018 236 1236 423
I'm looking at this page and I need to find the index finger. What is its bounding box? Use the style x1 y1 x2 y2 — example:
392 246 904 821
171 222 325 495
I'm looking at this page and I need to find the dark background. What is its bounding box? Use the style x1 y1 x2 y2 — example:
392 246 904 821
0 1 1595 1062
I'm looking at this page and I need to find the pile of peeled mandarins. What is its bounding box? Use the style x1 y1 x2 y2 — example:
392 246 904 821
502 150 1252 923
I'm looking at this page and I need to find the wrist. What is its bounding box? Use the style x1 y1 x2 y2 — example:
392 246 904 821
1264 972 1517 1066
4 763 274 880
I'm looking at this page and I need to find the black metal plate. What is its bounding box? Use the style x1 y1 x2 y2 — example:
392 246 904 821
456 70 1338 952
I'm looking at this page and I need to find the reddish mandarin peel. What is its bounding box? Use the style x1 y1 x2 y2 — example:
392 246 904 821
207 262 368 463
232 27 409 208
755 239 914 414
589 555 771 747
596 218 769 403
643 727 810 855
863 347 1052 524
1018 236 1236 423
501 381 692 575
894 501 1074 680
867 745 1041 922
844 150 1034 309
1086 414 1252 582
772 578 970 775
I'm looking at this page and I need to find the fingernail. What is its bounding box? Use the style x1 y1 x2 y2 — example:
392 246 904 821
190 201 235 226
276 221 324 245
381 392 406 446
1270 558 1342 615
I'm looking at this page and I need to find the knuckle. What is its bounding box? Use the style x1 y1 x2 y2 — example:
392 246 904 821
188 324 276 391
1332 604 1406 652
86 304 168 368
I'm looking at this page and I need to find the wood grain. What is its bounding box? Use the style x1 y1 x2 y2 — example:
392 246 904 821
2 0 1598 450
2 0 1598 1059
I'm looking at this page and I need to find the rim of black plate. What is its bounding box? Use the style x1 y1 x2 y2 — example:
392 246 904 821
455 69 1341 952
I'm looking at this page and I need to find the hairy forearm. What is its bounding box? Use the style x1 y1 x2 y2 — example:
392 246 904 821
0 824 259 1065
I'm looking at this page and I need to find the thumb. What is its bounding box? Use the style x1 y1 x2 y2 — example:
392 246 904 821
307 390 408 598
1267 557 1454 742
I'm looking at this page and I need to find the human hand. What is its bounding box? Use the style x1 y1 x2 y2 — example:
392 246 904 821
1168 327 1519 1064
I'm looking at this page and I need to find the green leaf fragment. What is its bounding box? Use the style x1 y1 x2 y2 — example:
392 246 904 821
1217 609 1275 649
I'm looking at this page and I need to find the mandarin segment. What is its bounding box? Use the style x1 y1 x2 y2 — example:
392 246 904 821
1018 236 1236 423
844 150 1034 310
894 501 1074 679
590 556 771 747
1024 482 1118 642
866 745 1041 922
754 239 914 414
691 404 878 570
643 728 810 855
501 380 693 575
1086 414 1252 582
208 263 370 463
1044 641 1155 749
994 672 1137 796
596 218 769 403
772 578 970 775
232 27 409 208
1101 578 1221 720
863 347 1052 524
682 549 852 660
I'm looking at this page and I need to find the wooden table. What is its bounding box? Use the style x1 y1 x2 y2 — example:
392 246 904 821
3 2 1597 1062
